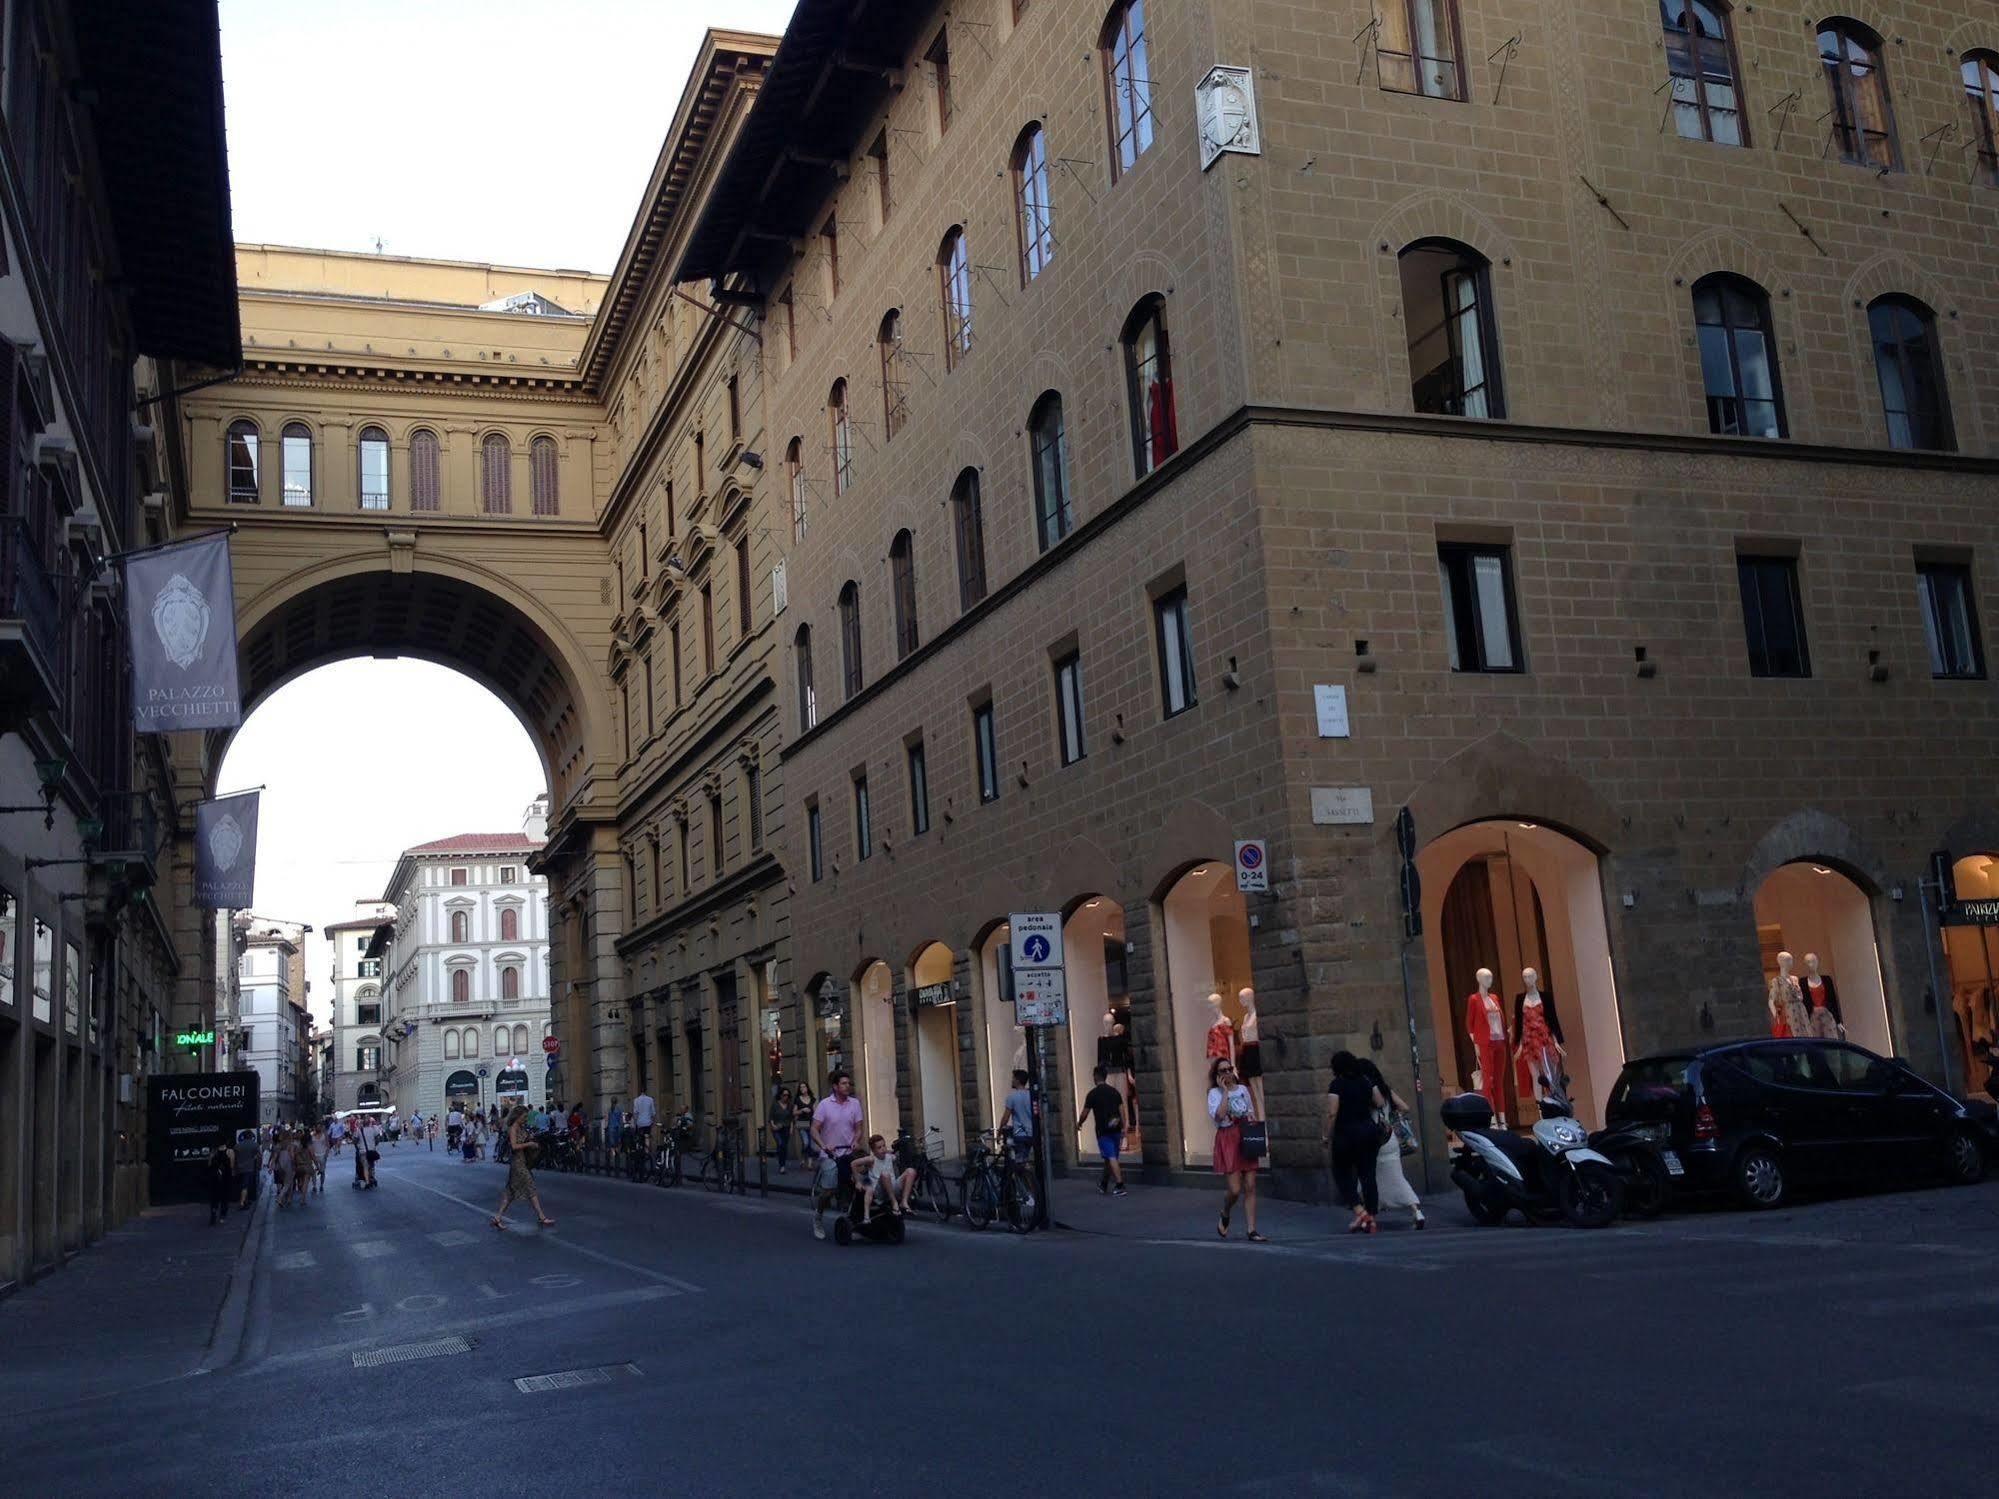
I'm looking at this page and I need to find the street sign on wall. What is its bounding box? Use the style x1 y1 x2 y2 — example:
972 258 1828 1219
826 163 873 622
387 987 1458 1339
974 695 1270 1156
1014 968 1068 1027
1234 840 1268 893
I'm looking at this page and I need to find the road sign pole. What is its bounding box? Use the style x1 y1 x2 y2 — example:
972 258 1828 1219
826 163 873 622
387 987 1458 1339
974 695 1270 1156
1027 1025 1052 1230
1398 935 1432 1194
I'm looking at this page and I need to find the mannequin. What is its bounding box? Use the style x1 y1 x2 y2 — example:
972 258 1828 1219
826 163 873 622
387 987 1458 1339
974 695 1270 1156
1766 951 1810 1038
1463 967 1510 1124
1512 967 1567 1107
1236 987 1264 1117
1204 992 1236 1067
1097 1009 1131 1071
1798 952 1844 1040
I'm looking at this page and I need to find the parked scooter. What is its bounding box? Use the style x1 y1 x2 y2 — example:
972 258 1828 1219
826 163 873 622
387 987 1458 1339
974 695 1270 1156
1588 1119 1678 1219
1445 1092 1624 1228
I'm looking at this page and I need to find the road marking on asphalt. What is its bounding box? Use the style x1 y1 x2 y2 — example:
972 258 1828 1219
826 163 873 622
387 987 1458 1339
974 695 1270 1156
273 1250 318 1270
396 1176 704 1294
1141 1238 1450 1272
349 1239 392 1260
1849 1285 1999 1317
429 1230 475 1247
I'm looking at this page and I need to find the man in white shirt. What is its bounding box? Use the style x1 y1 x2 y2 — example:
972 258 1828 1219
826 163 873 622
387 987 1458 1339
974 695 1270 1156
446 1107 465 1152
354 1118 381 1189
631 1089 656 1153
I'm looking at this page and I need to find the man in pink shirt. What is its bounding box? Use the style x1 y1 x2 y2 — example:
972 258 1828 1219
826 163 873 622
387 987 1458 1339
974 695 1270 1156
808 1069 864 1241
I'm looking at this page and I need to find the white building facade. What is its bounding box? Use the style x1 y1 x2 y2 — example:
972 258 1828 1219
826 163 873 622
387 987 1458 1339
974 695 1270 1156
238 925 309 1126
324 905 393 1113
381 834 551 1118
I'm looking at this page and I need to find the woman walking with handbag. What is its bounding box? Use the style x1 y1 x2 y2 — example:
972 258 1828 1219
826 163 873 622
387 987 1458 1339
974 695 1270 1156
1324 1051 1388 1234
1207 1057 1266 1243
490 1105 554 1230
1356 1056 1424 1229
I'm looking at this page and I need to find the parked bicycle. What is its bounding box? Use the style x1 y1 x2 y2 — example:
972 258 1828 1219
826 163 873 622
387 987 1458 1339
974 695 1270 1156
894 1125 959 1224
695 1116 745 1194
960 1128 1037 1233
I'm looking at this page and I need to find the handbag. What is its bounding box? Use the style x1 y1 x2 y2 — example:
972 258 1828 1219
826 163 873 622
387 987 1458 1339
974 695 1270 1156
1394 1113 1419 1156
365 1149 380 1164
1239 1120 1268 1162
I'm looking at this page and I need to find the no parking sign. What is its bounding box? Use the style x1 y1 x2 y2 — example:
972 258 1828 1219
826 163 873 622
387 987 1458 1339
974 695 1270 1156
1234 839 1268 893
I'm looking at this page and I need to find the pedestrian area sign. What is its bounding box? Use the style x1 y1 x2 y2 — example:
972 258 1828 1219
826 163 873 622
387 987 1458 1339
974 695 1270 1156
1009 911 1067 1025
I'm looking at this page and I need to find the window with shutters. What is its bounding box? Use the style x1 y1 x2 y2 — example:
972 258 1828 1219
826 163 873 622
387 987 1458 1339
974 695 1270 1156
779 287 798 361
820 216 840 298
481 433 512 514
700 581 715 674
839 581 864 698
709 793 725 879
409 429 441 511
464 1027 479 1057
926 29 952 133
501 966 520 1000
226 420 261 503
670 618 683 706
869 130 892 225
952 467 988 610
530 435 559 515
830 381 854 494
1012 124 1054 285
678 820 691 892
807 799 824 881
358 427 390 510
938 228 973 369
735 531 753 636
973 699 999 803
450 868 468 886
651 837 664 905
500 907 519 942
1101 2 1155 181
1818 19 1899 170
514 1023 529 1053
1378 1 1466 101
1692 275 1785 438
908 739 930 835
281 422 313 506
854 773 873 861
1029 393 1073 552
1868 296 1955 451
879 311 907 439
444 1030 458 1059
451 969 470 1004
1661 3 1746 144
727 376 741 444
890 530 920 658
795 624 817 731
1053 651 1086 765
451 910 469 943
1966 51 1999 188
745 763 764 850
787 437 807 539
1122 297 1178 476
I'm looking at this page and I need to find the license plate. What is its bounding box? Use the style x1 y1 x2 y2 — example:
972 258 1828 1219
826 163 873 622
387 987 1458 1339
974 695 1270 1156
1661 1150 1684 1176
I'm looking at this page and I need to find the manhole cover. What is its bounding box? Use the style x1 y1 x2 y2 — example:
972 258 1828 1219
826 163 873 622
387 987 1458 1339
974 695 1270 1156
513 1362 642 1394
352 1335 474 1368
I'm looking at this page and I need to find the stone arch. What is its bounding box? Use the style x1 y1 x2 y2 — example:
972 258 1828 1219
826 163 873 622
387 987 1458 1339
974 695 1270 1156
1103 250 1179 326
1367 191 1521 411
1738 808 1890 897
1664 226 1783 294
1141 797 1236 901
1946 20 1998 61
1048 833 1121 911
1399 733 1619 857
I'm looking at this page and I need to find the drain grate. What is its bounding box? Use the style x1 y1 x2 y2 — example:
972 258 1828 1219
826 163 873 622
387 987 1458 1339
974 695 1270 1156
513 1362 642 1394
352 1335 474 1368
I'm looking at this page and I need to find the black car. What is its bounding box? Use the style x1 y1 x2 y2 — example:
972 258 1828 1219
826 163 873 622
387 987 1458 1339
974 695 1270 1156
1602 1038 1987 1209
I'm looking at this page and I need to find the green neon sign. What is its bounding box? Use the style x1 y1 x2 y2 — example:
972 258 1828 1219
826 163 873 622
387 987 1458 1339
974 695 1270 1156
176 1029 216 1048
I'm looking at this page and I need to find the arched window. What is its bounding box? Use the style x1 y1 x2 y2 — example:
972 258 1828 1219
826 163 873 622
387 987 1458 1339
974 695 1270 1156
450 910 469 943
444 1028 459 1059
1818 19 1898 170
829 381 853 495
1867 296 1954 451
409 429 441 512
786 436 807 539
463 1026 479 1058
281 422 313 506
794 624 817 731
1028 392 1072 552
1100 2 1154 181
530 435 559 515
1661 3 1744 144
499 907 519 942
1122 296 1178 476
495 1026 509 1055
451 968 470 1004
1965 50 1999 187
1012 124 1054 284
480 432 512 514
838 580 863 698
1691 274 1784 438
1379 1 1465 101
879 310 907 439
226 420 260 503
890 530 919 658
952 467 987 610
1398 239 1504 419
357 426 390 510
513 1023 529 1054
938 228 974 369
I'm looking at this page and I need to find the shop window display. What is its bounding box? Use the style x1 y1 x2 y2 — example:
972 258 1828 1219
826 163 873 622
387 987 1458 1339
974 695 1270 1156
909 942 963 1160
1750 862 1890 1056
1940 854 1999 1097
852 959 898 1136
1159 862 1253 1165
1061 898 1141 1163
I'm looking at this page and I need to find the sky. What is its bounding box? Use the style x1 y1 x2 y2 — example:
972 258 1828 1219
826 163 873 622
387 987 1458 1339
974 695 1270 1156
212 2 799 1022
218 0 801 270
218 660 544 1028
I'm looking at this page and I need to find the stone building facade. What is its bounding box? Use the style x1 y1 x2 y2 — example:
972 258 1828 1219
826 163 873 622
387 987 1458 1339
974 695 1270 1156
380 834 551 1118
672 0 1999 1194
323 904 393 1113
236 922 308 1126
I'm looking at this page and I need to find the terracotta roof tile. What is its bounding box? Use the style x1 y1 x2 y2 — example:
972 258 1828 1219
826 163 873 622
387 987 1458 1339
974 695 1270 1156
403 833 544 855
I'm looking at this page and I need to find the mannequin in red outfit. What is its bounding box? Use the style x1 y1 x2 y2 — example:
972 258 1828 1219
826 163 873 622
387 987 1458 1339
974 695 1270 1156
1464 967 1511 1125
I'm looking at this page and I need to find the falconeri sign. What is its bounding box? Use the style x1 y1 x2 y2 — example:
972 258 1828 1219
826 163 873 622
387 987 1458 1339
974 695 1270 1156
145 1072 260 1204
122 530 244 732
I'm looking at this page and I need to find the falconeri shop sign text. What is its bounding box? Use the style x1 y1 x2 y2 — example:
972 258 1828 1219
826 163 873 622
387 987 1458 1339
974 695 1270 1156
145 1072 260 1204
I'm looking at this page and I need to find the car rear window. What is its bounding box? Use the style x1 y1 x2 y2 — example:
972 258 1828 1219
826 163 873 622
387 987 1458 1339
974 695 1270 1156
1609 1056 1691 1107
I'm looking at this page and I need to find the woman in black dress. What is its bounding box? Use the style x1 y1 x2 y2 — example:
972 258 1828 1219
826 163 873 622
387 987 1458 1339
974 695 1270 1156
1322 1051 1386 1234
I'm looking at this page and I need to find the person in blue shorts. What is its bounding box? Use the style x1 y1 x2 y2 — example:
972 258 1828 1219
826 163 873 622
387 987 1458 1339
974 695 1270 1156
1076 1066 1130 1197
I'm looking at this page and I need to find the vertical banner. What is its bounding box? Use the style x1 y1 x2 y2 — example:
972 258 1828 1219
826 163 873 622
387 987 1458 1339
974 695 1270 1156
194 791 260 909
124 531 243 732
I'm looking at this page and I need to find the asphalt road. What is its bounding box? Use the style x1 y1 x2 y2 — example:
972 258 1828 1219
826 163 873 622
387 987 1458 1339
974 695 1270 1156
10 1145 1999 1496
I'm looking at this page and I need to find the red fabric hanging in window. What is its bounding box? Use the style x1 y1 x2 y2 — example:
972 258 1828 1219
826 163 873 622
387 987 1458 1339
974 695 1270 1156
1149 376 1179 463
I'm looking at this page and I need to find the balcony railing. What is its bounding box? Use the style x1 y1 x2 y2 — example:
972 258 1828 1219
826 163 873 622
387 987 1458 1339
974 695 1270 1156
0 515 61 716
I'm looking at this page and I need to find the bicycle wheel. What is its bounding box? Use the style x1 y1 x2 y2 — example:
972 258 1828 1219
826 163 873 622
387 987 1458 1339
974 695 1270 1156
1005 1163 1038 1233
963 1168 995 1230
920 1163 957 1223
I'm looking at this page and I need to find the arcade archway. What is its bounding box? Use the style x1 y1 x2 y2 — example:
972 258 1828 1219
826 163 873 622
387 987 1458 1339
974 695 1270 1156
1062 896 1135 1163
851 958 897 1134
977 922 1025 1125
1941 854 1999 1096
1158 861 1252 1167
907 941 962 1159
1418 821 1623 1127
1750 861 1890 1055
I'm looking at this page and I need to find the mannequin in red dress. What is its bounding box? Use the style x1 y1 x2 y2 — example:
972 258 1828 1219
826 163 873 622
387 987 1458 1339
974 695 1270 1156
1463 967 1510 1123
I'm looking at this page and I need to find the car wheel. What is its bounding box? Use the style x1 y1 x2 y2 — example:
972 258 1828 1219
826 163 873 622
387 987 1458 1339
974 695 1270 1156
1462 1190 1507 1227
1944 1129 1986 1186
1558 1163 1623 1229
1733 1145 1787 1210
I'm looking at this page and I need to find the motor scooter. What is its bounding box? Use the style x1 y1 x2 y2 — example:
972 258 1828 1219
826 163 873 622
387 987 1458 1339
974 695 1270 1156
1445 1092 1623 1228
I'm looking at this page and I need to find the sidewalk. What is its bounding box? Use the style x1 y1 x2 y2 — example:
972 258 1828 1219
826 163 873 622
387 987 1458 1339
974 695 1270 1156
0 1193 263 1413
1049 1172 1448 1241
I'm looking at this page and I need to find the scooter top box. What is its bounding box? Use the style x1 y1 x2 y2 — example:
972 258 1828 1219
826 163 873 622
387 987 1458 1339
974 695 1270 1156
1439 1092 1494 1132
